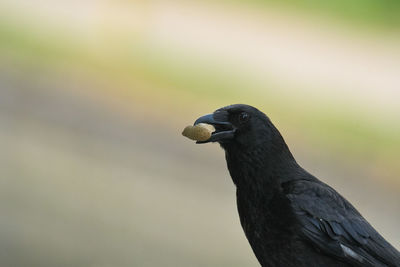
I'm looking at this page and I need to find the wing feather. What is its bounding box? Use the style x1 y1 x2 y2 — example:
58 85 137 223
284 180 400 267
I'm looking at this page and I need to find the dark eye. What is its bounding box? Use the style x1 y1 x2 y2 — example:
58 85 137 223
238 112 249 124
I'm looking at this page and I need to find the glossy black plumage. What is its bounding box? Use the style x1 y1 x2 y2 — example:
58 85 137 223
194 104 400 267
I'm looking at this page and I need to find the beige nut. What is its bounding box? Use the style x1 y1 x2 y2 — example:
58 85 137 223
182 123 215 141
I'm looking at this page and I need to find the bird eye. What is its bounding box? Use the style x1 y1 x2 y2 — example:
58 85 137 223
238 112 249 124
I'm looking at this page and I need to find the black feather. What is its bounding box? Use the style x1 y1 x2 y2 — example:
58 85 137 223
196 104 400 267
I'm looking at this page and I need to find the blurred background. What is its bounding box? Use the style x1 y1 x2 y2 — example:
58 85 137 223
0 0 399 266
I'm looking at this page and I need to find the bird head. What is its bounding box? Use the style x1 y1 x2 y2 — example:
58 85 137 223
194 104 274 149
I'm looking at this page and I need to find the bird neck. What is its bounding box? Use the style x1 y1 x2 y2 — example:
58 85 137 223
224 132 299 195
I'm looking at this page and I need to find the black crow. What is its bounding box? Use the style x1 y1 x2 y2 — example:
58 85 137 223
192 104 400 267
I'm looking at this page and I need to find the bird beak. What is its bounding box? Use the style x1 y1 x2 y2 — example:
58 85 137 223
194 113 236 144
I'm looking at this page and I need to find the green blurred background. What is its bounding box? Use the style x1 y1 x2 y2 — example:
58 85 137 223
0 0 399 266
